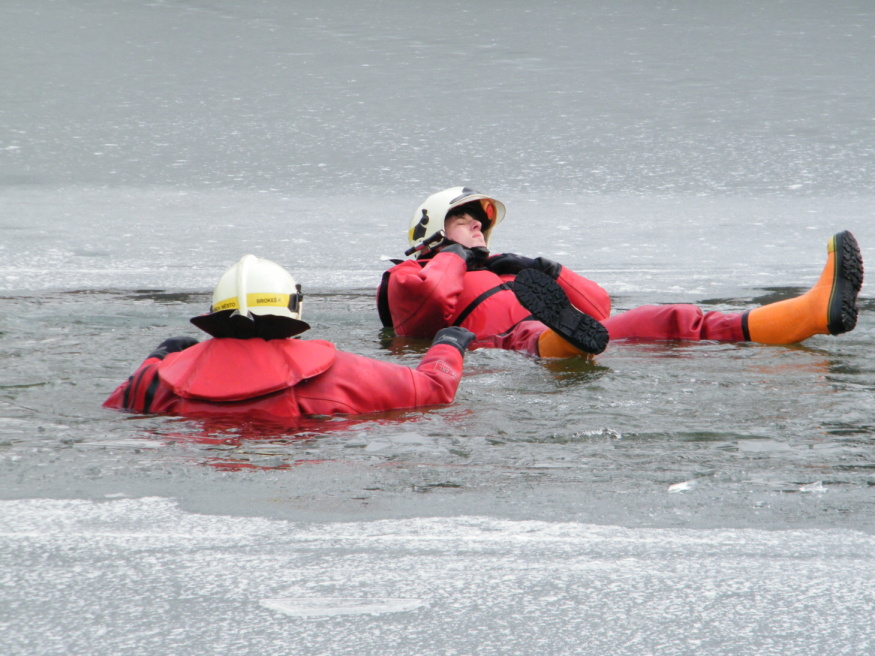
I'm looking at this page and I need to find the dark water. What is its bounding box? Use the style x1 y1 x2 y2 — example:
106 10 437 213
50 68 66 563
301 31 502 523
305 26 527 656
2 1 875 654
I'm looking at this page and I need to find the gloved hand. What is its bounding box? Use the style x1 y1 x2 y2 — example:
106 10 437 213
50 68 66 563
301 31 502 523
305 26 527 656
431 326 476 356
148 336 199 360
439 242 474 263
485 253 562 279
439 242 491 270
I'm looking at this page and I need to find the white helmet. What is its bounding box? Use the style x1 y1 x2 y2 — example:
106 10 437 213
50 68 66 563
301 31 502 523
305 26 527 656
407 186 506 258
190 254 309 339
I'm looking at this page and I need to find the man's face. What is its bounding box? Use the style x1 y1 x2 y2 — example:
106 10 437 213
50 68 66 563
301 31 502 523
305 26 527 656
444 213 487 249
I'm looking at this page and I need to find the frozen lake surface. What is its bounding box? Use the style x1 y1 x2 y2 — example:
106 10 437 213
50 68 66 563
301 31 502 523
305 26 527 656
3 497 874 656
2 1 874 654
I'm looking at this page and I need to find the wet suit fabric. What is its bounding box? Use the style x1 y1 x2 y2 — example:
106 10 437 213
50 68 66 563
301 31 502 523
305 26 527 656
104 337 463 422
380 250 745 356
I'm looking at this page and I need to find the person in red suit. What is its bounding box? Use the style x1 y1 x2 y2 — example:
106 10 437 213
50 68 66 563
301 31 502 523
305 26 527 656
105 254 474 423
378 187 863 358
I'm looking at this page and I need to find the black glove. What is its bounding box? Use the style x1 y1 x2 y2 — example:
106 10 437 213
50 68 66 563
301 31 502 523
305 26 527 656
148 336 199 360
438 242 491 270
439 242 474 263
431 326 476 356
486 253 562 279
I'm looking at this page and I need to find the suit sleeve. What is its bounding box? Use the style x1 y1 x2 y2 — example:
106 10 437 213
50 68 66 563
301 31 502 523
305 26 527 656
294 344 465 415
384 252 469 338
554 266 612 320
102 337 195 412
102 356 163 412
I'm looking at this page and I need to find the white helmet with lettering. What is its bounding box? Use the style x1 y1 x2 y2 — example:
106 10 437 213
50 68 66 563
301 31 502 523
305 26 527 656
190 254 309 339
407 186 506 258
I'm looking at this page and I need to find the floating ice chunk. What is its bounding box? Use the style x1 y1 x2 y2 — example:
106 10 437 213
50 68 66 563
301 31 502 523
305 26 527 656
76 439 165 449
364 432 438 453
668 480 697 493
364 439 391 452
799 481 827 494
260 597 426 617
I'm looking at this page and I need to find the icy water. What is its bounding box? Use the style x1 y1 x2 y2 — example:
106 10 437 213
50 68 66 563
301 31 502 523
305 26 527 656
2 1 875 654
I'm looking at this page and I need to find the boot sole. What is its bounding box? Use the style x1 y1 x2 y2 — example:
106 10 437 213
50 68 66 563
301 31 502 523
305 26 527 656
827 230 864 335
513 268 609 355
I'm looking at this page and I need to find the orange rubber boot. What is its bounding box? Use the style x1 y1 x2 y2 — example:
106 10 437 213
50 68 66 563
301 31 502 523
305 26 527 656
537 329 594 359
745 231 863 344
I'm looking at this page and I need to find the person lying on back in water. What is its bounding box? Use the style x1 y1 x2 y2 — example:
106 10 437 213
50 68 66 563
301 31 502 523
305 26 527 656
105 254 475 423
377 186 863 358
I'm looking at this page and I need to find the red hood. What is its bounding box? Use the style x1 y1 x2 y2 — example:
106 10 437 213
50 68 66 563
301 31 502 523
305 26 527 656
158 338 336 402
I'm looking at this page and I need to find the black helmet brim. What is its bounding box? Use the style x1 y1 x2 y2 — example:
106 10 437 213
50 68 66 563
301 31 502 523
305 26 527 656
190 310 310 340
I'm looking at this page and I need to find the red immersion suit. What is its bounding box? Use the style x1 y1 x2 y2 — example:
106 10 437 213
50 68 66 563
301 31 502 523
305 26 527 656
104 337 463 423
379 250 746 356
